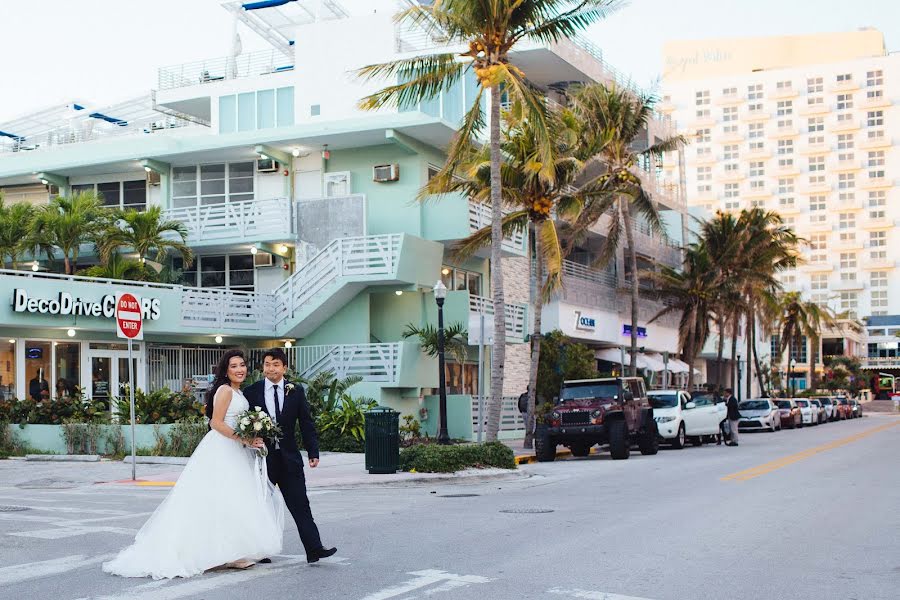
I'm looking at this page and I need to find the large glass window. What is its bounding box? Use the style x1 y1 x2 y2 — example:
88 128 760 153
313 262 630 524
172 163 255 208
172 166 198 208
174 255 255 291
97 182 121 207
218 86 295 133
25 341 51 401
122 180 147 210
0 340 14 401
54 342 80 399
440 265 482 295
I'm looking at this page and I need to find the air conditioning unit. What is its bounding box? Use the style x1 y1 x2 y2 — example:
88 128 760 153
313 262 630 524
253 251 274 267
146 170 161 186
48 184 60 195
373 163 400 182
324 171 351 197
257 158 279 173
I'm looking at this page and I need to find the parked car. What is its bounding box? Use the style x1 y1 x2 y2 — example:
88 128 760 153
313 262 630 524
775 399 803 429
808 399 827 424
649 390 726 449
738 399 782 432
835 397 852 420
535 377 659 461
796 399 821 426
817 396 838 422
850 399 862 418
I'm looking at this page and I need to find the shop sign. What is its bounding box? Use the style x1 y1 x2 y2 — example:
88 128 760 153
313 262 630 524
622 324 647 338
574 310 597 331
12 289 161 321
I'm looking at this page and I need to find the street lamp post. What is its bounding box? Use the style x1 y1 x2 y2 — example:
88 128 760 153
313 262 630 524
789 357 795 398
433 281 450 445
736 353 742 401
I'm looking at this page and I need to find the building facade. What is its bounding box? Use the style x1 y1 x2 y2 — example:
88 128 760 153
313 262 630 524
0 0 686 437
661 29 900 389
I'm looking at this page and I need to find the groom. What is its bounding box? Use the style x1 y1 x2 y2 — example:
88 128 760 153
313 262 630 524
244 348 337 564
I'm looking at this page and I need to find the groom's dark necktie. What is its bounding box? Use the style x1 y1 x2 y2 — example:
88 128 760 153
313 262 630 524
273 384 282 422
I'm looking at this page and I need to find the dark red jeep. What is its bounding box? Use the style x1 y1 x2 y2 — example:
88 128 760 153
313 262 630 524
535 377 659 461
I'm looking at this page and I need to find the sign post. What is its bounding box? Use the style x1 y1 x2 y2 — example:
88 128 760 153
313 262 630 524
115 292 143 481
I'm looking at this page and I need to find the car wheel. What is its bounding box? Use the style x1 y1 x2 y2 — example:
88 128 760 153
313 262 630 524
639 420 659 456
534 430 557 462
671 423 686 449
608 420 630 460
570 443 591 458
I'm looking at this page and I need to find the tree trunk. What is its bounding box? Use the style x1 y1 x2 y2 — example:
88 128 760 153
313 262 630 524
485 87 507 443
621 202 639 376
752 322 767 396
685 330 695 392
64 254 72 275
524 223 543 449
745 309 753 400
809 336 818 392
730 318 739 392
716 316 726 387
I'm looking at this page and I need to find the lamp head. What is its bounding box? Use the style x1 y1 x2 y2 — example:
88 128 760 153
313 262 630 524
433 280 447 300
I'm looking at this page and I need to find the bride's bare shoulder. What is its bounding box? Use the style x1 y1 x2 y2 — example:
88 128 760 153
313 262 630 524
214 385 234 401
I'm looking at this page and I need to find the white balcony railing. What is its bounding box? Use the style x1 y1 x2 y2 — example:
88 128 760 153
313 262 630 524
863 357 900 369
468 200 527 254
471 396 527 438
157 48 294 90
469 294 528 339
272 234 402 329
295 343 401 383
180 287 275 332
163 197 294 243
563 259 617 287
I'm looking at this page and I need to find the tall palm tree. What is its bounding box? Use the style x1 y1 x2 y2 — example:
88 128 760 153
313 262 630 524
647 243 718 391
99 206 193 270
0 196 36 269
566 83 686 375
78 252 151 281
422 105 584 446
357 0 616 442
777 291 835 395
30 192 109 275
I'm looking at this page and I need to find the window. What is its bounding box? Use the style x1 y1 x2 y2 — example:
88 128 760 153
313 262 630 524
748 122 764 139
0 340 14 402
807 95 824 107
778 157 794 169
776 80 793 91
697 183 712 194
777 100 793 116
836 94 853 110
840 271 857 283
218 86 294 133
809 156 825 172
807 117 824 132
697 146 712 157
866 70 884 87
723 145 739 160
747 83 763 100
868 190 886 219
723 124 738 135
724 162 740 173
25 341 51 401
174 254 256 291
867 151 885 178
871 290 888 313
749 161 764 178
811 273 828 292
809 233 827 262
696 128 711 143
871 270 887 290
724 183 739 198
440 266 482 295
809 196 826 223
808 134 825 146
696 108 711 119
748 102 763 113
77 180 146 211
54 343 80 400
776 118 793 130
869 230 886 247
791 336 808 363
722 86 737 96
867 88 884 101
836 73 852 83
839 292 857 317
172 162 255 208
750 179 765 190
723 106 738 122
777 139 793 155
837 134 854 161
695 90 710 106
838 172 855 190
778 178 795 195
839 252 857 269
867 110 884 127
807 77 823 94
837 112 854 123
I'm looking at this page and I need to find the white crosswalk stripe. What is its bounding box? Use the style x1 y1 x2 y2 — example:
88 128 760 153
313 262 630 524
548 587 659 600
0 554 114 586
359 569 492 600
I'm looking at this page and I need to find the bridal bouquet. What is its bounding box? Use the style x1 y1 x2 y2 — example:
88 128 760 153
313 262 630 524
234 407 283 457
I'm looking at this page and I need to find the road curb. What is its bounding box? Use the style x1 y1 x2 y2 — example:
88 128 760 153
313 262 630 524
515 447 602 464
25 454 99 462
122 456 190 465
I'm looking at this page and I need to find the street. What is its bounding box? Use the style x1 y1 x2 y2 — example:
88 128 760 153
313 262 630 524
1 414 898 600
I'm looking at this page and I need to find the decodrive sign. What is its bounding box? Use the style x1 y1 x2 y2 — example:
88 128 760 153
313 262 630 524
12 289 161 321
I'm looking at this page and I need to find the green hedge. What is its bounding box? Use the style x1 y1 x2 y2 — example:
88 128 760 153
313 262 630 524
399 441 516 473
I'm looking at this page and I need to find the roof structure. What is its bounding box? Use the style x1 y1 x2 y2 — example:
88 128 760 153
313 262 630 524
222 0 350 58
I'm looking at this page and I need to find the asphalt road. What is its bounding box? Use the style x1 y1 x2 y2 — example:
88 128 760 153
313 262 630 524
0 414 897 600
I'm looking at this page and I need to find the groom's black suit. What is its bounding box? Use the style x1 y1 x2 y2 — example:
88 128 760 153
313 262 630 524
244 378 323 555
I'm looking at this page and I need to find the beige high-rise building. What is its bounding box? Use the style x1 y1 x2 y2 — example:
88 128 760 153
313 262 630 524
660 29 900 389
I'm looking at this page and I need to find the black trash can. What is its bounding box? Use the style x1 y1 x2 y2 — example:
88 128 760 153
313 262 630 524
364 406 400 474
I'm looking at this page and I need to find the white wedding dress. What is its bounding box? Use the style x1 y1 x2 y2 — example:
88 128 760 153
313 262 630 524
103 387 285 579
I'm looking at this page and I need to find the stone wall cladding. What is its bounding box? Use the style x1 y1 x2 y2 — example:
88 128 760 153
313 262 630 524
499 256 530 395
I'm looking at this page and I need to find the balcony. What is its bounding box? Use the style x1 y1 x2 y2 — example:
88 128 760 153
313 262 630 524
469 294 528 341
558 260 618 311
832 118 860 132
829 79 860 93
771 86 798 100
773 164 801 177
832 279 864 292
859 134 891 149
833 237 864 251
862 216 894 229
744 186 774 199
717 169 746 182
801 142 830 155
715 92 744 106
714 130 745 143
745 147 772 160
691 153 717 165
833 159 861 172
688 115 716 129
157 49 294 91
771 125 800 138
803 221 833 233
799 102 830 116
469 200 527 256
294 343 403 384
860 94 891 109
862 177 891 189
163 197 294 245
777 201 801 215
861 255 895 270
800 182 831 194
863 356 900 369
800 261 833 273
834 198 864 211
656 100 676 113
742 108 770 121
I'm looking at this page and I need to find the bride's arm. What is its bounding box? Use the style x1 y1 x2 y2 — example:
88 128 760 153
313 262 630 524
209 386 248 445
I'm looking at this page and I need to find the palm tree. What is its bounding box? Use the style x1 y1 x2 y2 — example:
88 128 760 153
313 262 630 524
0 196 35 269
566 83 686 375
30 192 109 275
357 1 616 442
647 243 718 391
402 322 469 370
78 252 151 281
776 291 835 396
99 206 193 270
422 105 584 446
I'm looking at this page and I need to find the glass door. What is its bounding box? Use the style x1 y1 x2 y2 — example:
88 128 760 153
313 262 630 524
91 356 113 410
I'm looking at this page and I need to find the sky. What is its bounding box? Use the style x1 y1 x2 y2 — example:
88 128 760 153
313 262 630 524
1 0 899 122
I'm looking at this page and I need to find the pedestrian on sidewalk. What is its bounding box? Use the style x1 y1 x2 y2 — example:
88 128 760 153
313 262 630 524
724 388 741 446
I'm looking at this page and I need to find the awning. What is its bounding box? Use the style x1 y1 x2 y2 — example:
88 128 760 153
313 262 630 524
595 348 625 364
595 348 669 371
646 353 689 374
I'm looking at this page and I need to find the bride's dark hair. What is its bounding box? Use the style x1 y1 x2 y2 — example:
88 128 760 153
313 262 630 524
205 349 247 420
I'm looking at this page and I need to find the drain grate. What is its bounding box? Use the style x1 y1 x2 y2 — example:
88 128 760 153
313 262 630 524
0 505 29 512
500 508 554 514
16 478 77 490
439 494 480 498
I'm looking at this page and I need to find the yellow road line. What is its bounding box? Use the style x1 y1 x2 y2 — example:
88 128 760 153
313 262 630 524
134 481 176 487
722 421 899 482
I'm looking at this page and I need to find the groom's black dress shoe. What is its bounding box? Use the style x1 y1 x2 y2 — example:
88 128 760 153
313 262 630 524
307 547 337 563
259 558 272 564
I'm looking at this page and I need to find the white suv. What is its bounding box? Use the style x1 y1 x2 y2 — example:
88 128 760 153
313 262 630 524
649 390 727 449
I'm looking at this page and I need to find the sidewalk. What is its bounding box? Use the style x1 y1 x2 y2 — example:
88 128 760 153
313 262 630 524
502 438 588 464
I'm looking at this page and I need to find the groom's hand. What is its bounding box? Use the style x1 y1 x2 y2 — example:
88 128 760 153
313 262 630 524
251 438 265 449
309 458 319 468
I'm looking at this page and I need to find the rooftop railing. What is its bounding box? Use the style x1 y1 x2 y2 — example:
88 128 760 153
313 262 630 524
158 48 294 91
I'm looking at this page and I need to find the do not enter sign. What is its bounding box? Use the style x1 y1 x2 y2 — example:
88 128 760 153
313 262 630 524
115 292 143 340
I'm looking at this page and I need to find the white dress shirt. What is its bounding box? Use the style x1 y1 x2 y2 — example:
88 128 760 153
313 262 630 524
265 378 284 448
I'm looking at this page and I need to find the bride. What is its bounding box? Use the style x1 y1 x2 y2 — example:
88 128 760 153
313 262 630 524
103 349 285 579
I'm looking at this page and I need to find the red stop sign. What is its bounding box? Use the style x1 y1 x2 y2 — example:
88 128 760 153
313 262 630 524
116 292 143 340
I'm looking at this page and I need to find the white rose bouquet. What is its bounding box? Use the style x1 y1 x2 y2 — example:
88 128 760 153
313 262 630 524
233 407 283 457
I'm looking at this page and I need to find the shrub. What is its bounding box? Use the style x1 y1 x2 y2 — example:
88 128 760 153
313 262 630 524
317 428 365 453
3 394 109 425
149 420 208 457
113 387 204 424
60 421 106 454
0 420 22 458
399 441 516 473
536 330 598 404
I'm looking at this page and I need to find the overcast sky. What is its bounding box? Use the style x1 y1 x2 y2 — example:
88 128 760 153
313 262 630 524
1 0 898 122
